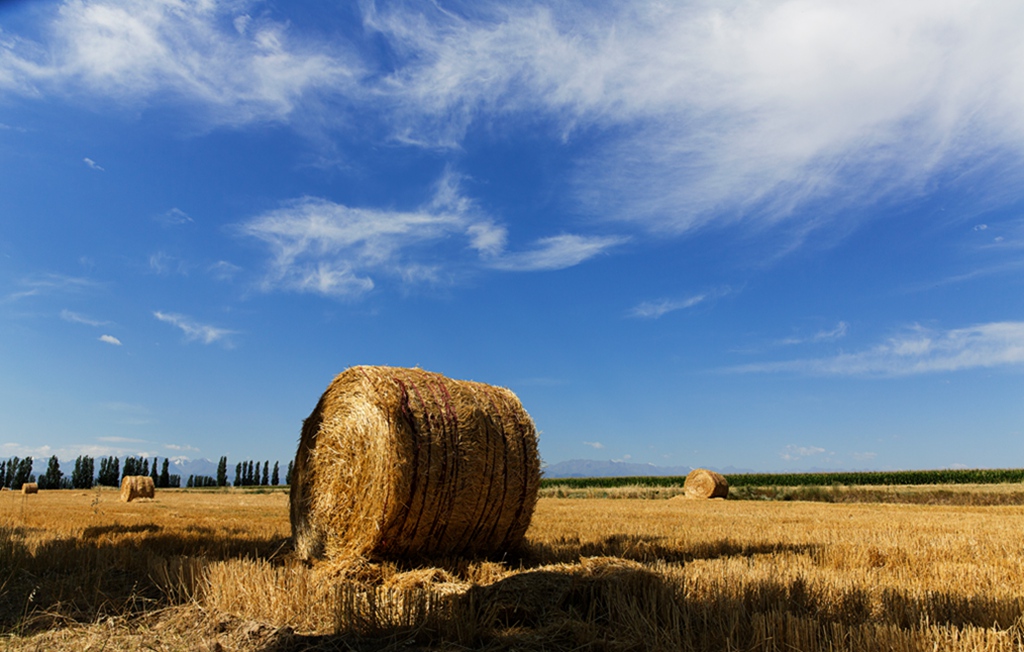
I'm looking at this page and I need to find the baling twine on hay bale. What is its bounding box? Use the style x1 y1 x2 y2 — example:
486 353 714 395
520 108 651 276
683 468 729 499
21 482 38 495
120 475 155 502
290 365 541 561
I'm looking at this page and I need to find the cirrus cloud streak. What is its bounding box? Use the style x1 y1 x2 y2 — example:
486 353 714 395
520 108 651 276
731 322 1024 377
153 311 236 346
239 175 625 297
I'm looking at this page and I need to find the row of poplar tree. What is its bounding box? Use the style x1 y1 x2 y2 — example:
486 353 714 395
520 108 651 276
0 455 293 490
187 457 294 488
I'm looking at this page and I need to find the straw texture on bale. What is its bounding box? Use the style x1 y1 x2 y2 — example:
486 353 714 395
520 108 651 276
290 365 541 561
21 482 38 495
120 475 155 502
683 468 729 499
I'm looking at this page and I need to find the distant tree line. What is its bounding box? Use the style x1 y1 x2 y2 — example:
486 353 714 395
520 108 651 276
0 456 37 490
232 459 292 487
3 454 293 490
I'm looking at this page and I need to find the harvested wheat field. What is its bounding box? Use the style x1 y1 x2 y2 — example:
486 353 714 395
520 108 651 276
2 487 1024 651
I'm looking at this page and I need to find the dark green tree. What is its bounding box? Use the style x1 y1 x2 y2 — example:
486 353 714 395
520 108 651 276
160 458 170 488
97 456 121 486
6 457 20 489
71 455 94 489
151 458 159 485
286 460 293 485
271 461 279 486
38 455 62 489
11 456 34 489
122 456 135 478
261 461 269 486
234 462 242 487
123 456 145 480
216 456 228 487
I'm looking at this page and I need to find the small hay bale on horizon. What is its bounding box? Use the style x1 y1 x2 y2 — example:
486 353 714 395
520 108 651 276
21 482 38 495
683 468 729 499
290 365 541 561
120 475 155 502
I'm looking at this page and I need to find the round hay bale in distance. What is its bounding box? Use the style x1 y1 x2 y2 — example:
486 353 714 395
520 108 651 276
683 468 729 499
290 365 541 561
21 482 38 495
120 475 155 502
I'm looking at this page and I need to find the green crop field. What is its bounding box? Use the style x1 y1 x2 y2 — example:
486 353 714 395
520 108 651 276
540 467 1024 490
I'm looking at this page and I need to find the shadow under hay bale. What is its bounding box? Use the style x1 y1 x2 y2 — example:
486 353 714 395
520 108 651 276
683 468 729 499
290 366 541 561
121 475 155 502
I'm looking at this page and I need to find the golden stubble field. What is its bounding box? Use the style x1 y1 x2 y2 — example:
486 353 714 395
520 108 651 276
2 487 1024 651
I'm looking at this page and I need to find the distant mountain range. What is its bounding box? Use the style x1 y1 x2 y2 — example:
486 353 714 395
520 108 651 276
170 457 219 479
542 459 755 478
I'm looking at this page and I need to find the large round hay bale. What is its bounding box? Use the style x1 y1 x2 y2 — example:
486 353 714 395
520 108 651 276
21 482 38 495
120 475 155 502
290 365 541 561
683 468 729 499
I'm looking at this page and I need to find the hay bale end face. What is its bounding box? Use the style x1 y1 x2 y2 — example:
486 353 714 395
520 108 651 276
21 482 38 495
290 365 541 561
683 468 729 499
120 475 155 502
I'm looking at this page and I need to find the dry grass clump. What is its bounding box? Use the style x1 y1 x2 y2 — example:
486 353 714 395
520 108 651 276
290 365 540 561
119 475 155 502
683 468 729 499
20 483 38 495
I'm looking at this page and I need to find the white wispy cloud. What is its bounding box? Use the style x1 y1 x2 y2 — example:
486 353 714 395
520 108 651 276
583 441 605 449
240 196 460 297
813 322 849 342
780 445 826 461
153 310 236 346
165 443 200 453
8 2 1023 257
209 260 242 281
0 0 359 126
777 321 849 345
240 174 625 297
733 321 1024 376
629 286 735 319
7 273 98 300
486 234 625 272
83 157 104 171
99 334 121 345
630 294 708 319
148 252 190 276
155 207 194 226
3 440 158 459
60 309 109 326
367 1 1024 236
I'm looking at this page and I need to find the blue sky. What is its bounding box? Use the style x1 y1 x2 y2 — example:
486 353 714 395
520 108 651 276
2 0 1023 473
